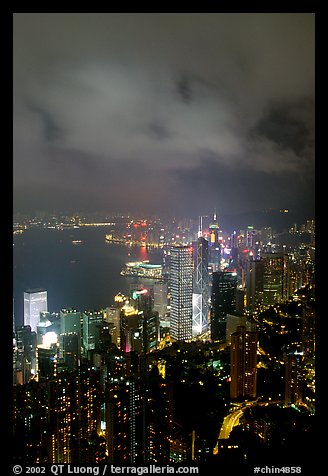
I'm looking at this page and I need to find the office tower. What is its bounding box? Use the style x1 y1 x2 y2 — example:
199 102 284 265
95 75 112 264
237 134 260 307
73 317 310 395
105 307 121 347
302 306 315 359
284 353 303 406
60 334 80 370
37 312 59 345
235 287 245 314
230 325 257 400
262 253 290 306
60 309 81 335
226 314 256 344
192 237 210 336
210 271 237 341
132 288 159 352
82 311 104 357
208 212 220 272
169 245 193 341
245 258 264 314
24 289 48 333
59 309 82 367
153 281 168 318
37 344 58 381
15 325 37 384
120 301 142 354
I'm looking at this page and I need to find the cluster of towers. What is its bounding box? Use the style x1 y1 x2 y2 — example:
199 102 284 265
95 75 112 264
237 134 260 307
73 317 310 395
13 212 315 464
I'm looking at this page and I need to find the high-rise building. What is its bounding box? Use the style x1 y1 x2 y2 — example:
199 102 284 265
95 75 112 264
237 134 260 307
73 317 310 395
262 253 290 306
210 271 237 341
37 344 58 381
24 289 48 333
60 309 81 335
208 213 221 272
105 307 121 348
192 237 210 336
132 288 160 352
302 306 315 360
15 325 37 384
106 377 141 464
284 353 303 406
82 311 104 357
230 325 257 400
245 258 264 314
169 245 193 341
153 281 168 319
59 309 82 368
60 334 80 370
226 314 256 344
120 303 143 354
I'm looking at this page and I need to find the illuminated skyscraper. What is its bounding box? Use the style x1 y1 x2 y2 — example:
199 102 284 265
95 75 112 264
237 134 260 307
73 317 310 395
82 311 104 357
230 325 257 400
24 289 48 333
208 212 220 272
60 309 81 335
262 253 290 306
132 288 159 352
245 258 264 314
284 353 303 406
153 281 168 318
302 305 315 359
192 237 210 336
169 245 193 341
210 271 237 341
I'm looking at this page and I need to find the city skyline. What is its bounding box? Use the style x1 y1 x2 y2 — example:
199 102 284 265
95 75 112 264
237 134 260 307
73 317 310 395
13 13 314 221
11 12 317 472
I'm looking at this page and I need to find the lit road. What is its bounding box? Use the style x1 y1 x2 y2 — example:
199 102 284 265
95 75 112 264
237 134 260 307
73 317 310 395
213 399 283 454
218 407 245 439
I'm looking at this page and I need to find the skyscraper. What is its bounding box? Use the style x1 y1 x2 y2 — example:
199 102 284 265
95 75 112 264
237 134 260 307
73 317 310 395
24 289 48 333
245 258 264 314
60 309 81 335
208 212 221 272
284 353 303 406
169 245 193 341
230 325 257 400
153 281 168 319
210 271 237 341
302 305 315 360
262 253 290 306
82 311 104 357
192 237 210 336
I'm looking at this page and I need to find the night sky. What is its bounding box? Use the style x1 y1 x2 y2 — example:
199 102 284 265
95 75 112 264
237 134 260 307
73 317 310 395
13 13 315 221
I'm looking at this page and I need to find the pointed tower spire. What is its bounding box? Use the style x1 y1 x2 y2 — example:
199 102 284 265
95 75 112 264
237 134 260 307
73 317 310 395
198 215 203 238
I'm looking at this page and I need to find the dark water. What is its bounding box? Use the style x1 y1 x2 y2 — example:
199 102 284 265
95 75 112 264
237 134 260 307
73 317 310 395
13 227 163 326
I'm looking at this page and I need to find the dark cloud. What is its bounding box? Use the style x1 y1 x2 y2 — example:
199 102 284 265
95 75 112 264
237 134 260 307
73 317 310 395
251 98 314 157
27 103 65 142
13 13 315 221
147 121 172 141
176 76 193 103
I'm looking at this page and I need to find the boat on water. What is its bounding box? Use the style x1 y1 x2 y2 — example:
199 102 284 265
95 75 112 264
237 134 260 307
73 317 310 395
72 240 84 245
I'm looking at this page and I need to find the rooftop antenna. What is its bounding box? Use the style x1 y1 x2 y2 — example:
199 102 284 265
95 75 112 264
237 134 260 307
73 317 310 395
214 208 217 222
198 215 202 238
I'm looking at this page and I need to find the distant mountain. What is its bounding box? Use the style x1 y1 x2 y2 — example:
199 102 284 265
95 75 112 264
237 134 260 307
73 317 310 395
219 209 313 233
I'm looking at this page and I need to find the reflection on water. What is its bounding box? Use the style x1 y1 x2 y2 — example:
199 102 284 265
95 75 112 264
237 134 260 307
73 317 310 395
13 227 163 325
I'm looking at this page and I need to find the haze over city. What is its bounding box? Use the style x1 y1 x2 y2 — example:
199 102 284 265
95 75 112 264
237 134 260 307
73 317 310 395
13 13 314 221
